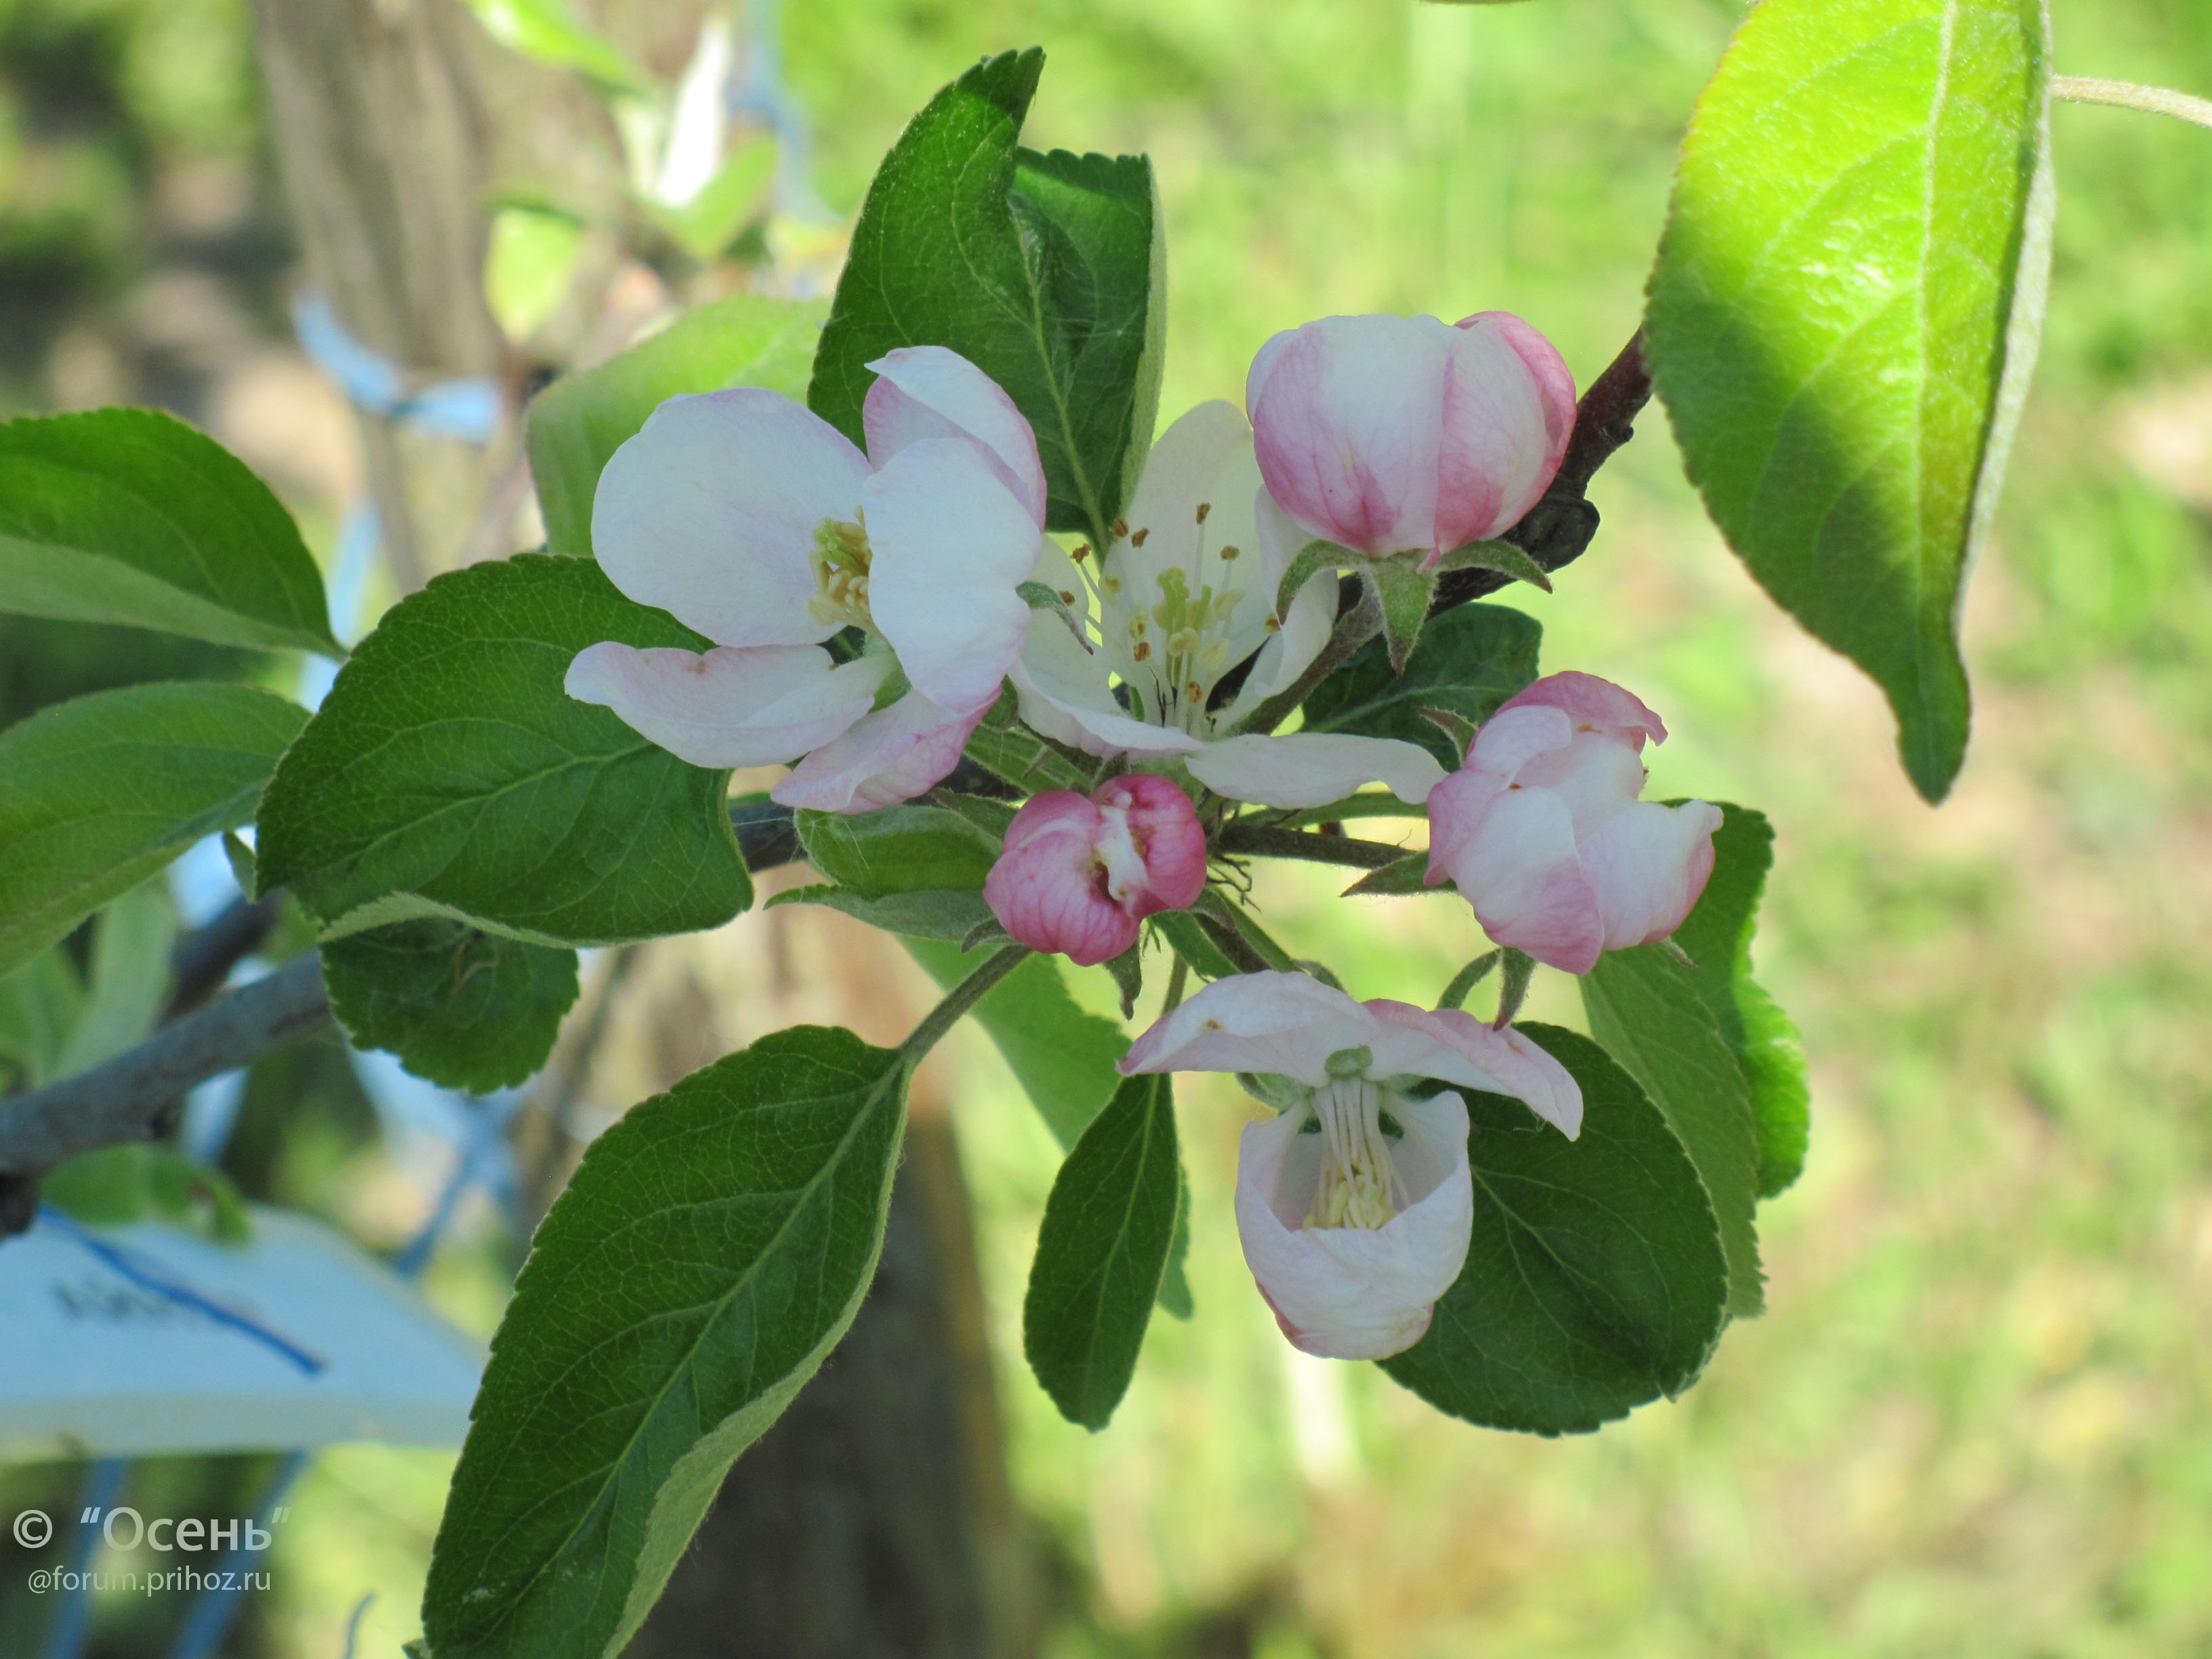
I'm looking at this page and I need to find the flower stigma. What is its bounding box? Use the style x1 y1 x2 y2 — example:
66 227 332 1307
808 515 876 630
1300 1076 1410 1231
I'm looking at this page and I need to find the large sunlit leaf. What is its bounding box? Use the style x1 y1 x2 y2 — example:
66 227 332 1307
256 555 751 946
1300 601 1541 766
0 682 306 979
0 409 340 655
459 0 650 92
1381 1025 1729 1435
808 48 1165 549
525 295 828 558
421 1027 907 1659
1666 804 1810 1198
1646 0 2054 801
1024 1071 1180 1429
323 921 581 1093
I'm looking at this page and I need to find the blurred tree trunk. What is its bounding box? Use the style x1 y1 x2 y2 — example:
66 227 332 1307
245 0 516 588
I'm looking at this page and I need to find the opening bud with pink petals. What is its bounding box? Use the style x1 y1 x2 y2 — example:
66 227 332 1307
1120 971 1582 1361
983 773 1207 968
1426 671 1723 975
1246 311 1577 567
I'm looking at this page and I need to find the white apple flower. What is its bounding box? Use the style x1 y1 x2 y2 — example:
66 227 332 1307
566 346 1051 811
1120 971 1582 1360
1008 401 1448 811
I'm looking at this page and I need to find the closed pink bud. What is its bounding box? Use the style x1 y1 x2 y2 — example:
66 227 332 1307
1426 672 1721 975
1246 311 1576 564
983 773 1207 967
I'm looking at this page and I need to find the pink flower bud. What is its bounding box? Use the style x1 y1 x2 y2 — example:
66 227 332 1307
1246 312 1576 564
1426 672 1722 975
983 773 1208 967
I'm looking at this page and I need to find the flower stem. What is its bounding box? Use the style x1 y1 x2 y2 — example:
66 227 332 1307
1214 824 1410 869
2051 76 2212 131
1437 950 1502 1012
900 945 1031 1063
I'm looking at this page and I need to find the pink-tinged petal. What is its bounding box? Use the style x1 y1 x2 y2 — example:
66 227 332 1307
1578 798 1723 951
1439 785 1606 975
862 346 1048 527
1458 703 1578 798
565 642 884 769
1248 314 1452 556
592 389 869 647
1096 773 1208 914
983 791 1136 966
1120 970 1380 1085
1429 318 1547 550
1453 310 1576 535
1497 670 1668 750
1235 1097 1473 1360
1364 1004 1583 1139
1009 620 1205 758
1511 729 1647 840
1187 733 1446 810
865 437 1044 714
771 688 991 814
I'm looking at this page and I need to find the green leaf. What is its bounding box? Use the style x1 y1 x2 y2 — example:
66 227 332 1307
459 0 650 91
485 205 587 342
905 939 1124 1147
1645 0 2055 802
256 555 752 947
1380 1024 1729 1435
421 1027 908 1659
0 948 81 1091
764 883 995 943
651 137 778 262
808 49 1164 549
1340 853 1441 899
1432 537 1554 592
0 682 307 980
1667 804 1810 1198
1151 910 1240 981
0 408 340 655
962 697 1094 794
1023 1071 1179 1429
1302 602 1542 767
525 295 828 558
45 1144 251 1244
54 883 177 1078
323 920 581 1092
1581 945 1764 1317
793 804 1000 899
1157 1162 1194 1319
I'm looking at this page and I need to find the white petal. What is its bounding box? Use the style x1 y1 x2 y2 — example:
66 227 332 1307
1363 1004 1582 1139
771 688 990 813
1217 487 1336 725
592 390 869 647
1187 733 1445 809
1120 970 1379 1086
1438 783 1606 975
865 437 1043 714
1579 798 1725 951
1113 400 1252 595
1512 729 1647 839
1462 703 1576 789
862 346 1048 526
565 642 884 769
1236 1096 1473 1360
1009 621 1204 758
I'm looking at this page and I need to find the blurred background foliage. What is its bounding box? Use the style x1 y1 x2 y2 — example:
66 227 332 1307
2 0 2210 1654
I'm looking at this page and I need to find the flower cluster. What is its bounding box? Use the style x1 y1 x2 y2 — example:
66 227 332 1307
572 311 1722 1363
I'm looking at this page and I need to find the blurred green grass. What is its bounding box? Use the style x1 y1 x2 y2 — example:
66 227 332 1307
4 0 2210 1652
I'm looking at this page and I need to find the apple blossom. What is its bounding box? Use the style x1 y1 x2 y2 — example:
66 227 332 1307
565 346 1050 811
1009 400 1448 810
1120 971 1581 1360
983 773 1207 967
1246 311 1576 565
1425 671 1723 975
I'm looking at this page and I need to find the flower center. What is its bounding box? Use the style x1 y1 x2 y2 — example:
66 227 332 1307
808 515 876 631
1303 1078 1407 1231
1107 501 1277 736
